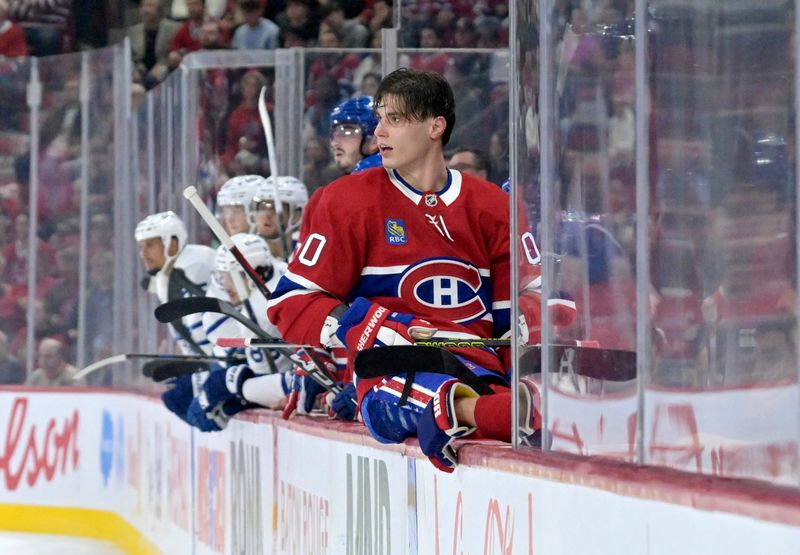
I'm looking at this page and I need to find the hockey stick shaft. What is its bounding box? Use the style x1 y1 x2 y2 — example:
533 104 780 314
220 337 512 349
258 86 289 259
74 352 243 381
183 186 272 300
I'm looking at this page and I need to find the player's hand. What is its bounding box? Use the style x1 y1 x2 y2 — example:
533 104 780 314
187 397 247 432
161 371 209 425
417 379 479 473
335 297 437 351
203 364 254 406
328 382 357 421
282 367 329 419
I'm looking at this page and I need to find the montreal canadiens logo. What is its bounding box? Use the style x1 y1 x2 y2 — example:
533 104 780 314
398 258 487 323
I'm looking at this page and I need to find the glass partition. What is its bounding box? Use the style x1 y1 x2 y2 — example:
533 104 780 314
642 1 798 485
512 0 800 485
396 0 510 48
0 57 32 384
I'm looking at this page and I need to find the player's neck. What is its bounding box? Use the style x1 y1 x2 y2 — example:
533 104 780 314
395 155 448 193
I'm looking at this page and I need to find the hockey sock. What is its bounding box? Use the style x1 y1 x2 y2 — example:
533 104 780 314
473 390 513 442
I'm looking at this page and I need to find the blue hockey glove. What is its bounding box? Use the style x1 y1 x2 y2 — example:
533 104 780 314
186 364 253 432
162 371 208 425
282 349 337 419
330 382 357 421
417 379 479 473
335 297 437 351
187 396 247 432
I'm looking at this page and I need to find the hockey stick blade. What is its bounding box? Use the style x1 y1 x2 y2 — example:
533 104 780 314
354 346 500 396
519 345 636 381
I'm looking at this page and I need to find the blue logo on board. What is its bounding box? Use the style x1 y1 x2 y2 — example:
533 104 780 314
385 219 407 245
100 410 113 486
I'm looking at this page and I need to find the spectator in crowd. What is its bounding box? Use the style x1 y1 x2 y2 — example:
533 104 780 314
222 69 267 168
404 25 449 74
27 337 84 387
128 0 180 88
452 16 477 48
197 18 227 49
0 0 28 57
448 147 492 182
319 0 368 48
43 245 79 342
366 0 392 37
83 251 113 376
231 0 280 50
303 73 345 141
302 135 332 193
352 31 381 88
354 71 380 97
2 213 55 287
0 330 24 384
8 0 71 56
169 0 207 55
276 0 318 46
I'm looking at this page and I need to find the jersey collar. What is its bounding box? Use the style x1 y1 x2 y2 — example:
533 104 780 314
385 168 463 206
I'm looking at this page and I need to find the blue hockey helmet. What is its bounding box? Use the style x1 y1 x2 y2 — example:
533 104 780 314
329 96 378 140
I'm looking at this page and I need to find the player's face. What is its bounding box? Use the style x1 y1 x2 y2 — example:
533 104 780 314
221 205 250 235
254 200 280 239
374 96 441 173
330 124 363 173
222 273 243 305
138 237 166 272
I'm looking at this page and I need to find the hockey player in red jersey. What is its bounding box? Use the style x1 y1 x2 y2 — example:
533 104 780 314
268 68 574 471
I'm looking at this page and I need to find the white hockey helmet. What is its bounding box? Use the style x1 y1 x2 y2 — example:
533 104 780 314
134 211 188 263
216 175 265 233
259 176 309 236
214 233 274 304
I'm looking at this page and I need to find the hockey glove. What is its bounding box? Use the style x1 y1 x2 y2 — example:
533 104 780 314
329 382 357 421
335 297 437 351
281 349 336 419
517 377 543 446
161 371 209 425
417 379 479 473
187 397 247 432
186 364 253 432
518 290 577 345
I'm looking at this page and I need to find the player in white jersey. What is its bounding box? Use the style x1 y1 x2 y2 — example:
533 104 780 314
251 175 309 259
136 211 220 426
214 174 264 235
186 233 294 431
135 210 216 355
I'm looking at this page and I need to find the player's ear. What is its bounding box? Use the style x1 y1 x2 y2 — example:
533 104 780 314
430 116 446 142
168 237 179 256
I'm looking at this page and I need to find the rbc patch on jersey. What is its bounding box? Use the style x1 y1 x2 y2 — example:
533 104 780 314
385 219 407 245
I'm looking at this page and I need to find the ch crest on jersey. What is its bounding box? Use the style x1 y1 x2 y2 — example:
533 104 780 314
385 219 407 245
398 258 487 323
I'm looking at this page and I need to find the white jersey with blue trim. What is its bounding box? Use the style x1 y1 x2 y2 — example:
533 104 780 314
147 243 216 356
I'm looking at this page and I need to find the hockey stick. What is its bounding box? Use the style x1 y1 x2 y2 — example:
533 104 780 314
518 344 636 381
258 85 289 259
155 265 340 394
220 337 511 349
74 352 243 381
354 343 636 395
184 186 272 300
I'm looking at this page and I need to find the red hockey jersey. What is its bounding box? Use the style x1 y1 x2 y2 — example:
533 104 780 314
268 167 517 390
